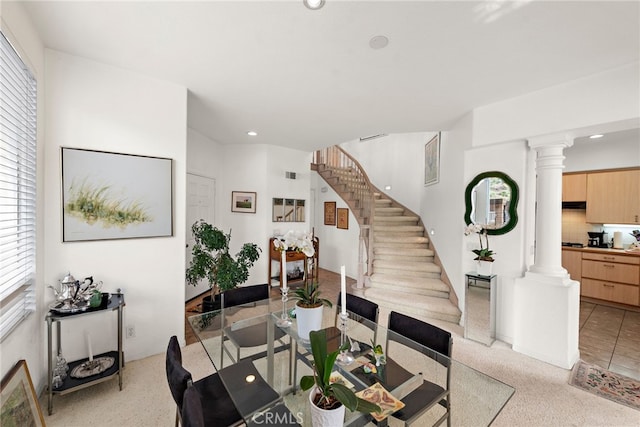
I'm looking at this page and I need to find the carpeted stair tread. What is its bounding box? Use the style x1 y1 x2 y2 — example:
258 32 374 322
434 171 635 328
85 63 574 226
375 207 405 215
374 247 434 257
365 289 461 324
374 215 419 224
374 235 430 244
373 259 441 272
369 274 450 295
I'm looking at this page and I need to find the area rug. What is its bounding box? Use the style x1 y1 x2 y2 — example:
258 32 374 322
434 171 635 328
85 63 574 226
569 360 640 411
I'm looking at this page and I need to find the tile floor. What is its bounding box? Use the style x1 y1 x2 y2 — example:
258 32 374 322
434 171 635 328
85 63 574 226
579 301 640 380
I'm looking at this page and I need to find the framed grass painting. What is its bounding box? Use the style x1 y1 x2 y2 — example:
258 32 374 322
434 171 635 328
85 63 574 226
61 147 173 242
1 360 45 427
231 191 257 213
424 133 441 186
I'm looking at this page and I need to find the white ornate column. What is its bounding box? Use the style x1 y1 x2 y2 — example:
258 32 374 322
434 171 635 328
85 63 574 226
513 133 580 369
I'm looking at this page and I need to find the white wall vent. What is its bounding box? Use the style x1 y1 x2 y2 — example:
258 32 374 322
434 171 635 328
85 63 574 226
285 171 297 180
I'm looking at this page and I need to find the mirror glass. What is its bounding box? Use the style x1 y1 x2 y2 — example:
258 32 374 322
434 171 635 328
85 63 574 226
273 198 306 222
464 171 518 235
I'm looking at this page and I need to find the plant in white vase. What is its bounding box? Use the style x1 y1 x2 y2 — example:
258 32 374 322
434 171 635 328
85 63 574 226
464 224 495 275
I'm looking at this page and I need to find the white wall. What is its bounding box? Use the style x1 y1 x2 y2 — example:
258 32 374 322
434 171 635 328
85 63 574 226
44 50 187 366
564 137 640 172
341 133 432 214
0 0 46 389
462 140 529 342
311 173 360 280
206 144 313 287
473 62 640 145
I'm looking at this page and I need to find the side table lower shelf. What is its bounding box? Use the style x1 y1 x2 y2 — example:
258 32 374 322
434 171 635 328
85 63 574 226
50 351 124 395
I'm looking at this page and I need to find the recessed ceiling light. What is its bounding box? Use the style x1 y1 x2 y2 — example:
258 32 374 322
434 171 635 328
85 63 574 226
369 35 389 50
247 131 258 136
589 134 604 139
303 0 325 10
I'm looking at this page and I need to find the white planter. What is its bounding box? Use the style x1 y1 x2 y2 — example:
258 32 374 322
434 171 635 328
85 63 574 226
308 386 345 427
477 260 494 276
295 304 323 341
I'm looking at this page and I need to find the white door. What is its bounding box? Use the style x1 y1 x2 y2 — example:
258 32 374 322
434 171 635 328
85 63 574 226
185 173 216 301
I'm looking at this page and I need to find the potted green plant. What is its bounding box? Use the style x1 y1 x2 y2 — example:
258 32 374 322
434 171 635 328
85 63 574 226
464 224 495 275
300 329 381 426
273 231 331 339
186 220 261 311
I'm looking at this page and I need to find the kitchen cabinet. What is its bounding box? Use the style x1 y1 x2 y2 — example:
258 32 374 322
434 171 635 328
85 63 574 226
562 173 587 202
586 169 640 224
562 249 582 281
581 252 639 306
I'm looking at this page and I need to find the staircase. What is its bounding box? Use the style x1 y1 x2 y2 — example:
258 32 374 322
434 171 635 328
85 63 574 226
313 147 462 325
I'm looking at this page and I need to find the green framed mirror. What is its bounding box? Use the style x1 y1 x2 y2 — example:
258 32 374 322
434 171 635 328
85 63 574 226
464 171 519 235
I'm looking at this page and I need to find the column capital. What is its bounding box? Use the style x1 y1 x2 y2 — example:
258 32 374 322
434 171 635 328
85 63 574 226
527 132 575 150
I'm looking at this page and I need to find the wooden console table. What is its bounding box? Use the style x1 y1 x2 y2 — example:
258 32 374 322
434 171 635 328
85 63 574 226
268 237 319 287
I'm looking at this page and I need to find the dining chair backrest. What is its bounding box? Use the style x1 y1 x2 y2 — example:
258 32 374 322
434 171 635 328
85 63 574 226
387 311 452 367
181 385 205 427
336 292 379 325
166 335 193 409
222 283 270 308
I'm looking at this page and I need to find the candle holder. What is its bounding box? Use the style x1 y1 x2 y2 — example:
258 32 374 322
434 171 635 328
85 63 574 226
276 287 292 328
336 312 355 366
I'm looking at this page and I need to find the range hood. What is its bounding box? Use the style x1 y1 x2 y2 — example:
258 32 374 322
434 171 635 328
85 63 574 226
562 201 587 209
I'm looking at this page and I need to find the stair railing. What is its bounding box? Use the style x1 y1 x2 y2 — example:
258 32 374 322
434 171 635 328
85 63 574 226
313 146 376 287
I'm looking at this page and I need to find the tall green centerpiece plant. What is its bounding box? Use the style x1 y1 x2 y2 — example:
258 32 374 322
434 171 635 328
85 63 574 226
300 329 380 425
186 220 261 310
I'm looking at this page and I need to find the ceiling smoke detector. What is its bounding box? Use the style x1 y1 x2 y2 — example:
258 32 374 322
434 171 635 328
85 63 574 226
303 0 325 10
369 35 389 50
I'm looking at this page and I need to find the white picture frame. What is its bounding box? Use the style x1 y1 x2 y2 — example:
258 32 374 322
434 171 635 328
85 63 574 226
424 133 441 186
61 147 173 242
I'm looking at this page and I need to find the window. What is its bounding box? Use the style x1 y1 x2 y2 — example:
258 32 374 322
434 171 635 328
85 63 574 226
0 31 37 342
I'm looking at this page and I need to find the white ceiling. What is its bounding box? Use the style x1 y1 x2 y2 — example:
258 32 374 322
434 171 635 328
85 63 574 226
20 0 640 151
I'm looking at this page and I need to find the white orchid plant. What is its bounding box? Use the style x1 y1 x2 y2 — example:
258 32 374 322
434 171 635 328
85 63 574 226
464 224 495 262
273 230 315 257
273 230 330 308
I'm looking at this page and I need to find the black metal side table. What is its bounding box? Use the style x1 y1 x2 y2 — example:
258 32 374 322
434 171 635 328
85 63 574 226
45 291 125 414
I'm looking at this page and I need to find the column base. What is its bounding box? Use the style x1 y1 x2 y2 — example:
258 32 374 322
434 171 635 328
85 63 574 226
512 272 580 369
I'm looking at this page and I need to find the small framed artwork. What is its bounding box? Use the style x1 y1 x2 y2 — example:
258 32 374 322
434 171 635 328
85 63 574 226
1 360 45 427
231 191 257 213
424 133 441 186
324 202 336 225
337 208 349 230
62 147 173 242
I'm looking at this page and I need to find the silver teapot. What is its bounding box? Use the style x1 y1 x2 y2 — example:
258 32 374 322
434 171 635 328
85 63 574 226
49 272 102 305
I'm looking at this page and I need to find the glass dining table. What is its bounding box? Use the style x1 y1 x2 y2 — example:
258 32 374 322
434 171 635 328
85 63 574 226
188 297 514 426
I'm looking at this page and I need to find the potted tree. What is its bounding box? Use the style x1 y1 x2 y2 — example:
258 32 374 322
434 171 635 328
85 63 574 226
186 220 261 312
300 329 381 426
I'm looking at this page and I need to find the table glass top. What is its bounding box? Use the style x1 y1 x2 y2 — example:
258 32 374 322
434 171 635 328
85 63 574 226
188 296 514 426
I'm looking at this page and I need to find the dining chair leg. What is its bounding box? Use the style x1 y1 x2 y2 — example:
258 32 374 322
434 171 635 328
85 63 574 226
175 408 179 427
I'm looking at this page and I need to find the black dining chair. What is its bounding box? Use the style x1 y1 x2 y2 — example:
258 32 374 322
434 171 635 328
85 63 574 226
181 385 205 427
166 335 242 427
386 311 452 427
220 283 288 367
335 292 379 340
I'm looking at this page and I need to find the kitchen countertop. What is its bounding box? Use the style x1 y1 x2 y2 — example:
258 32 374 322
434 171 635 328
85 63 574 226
562 246 640 256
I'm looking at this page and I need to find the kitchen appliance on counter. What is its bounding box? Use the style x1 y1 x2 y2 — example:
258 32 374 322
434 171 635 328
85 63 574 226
562 242 584 248
587 231 609 248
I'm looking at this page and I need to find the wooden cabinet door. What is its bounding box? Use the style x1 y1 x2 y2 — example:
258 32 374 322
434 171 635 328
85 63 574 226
562 173 587 202
562 249 582 281
581 260 640 285
586 170 640 224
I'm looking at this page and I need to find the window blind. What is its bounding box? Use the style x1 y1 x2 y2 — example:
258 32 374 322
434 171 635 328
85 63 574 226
0 31 37 342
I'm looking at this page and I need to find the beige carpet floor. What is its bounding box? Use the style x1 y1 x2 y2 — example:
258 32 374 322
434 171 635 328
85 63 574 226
40 323 639 427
